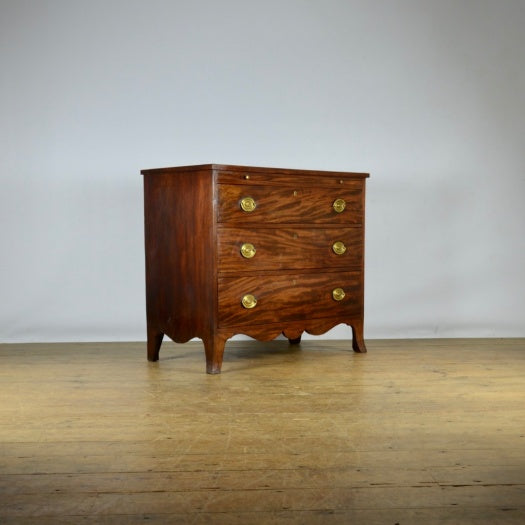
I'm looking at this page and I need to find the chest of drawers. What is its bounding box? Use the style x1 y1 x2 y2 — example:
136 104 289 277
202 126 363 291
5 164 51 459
141 164 369 374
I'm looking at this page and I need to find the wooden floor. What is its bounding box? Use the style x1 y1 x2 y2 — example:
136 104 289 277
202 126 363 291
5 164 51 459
1 338 525 524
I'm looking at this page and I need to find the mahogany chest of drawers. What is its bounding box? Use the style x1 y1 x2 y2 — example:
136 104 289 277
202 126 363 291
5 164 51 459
141 164 369 373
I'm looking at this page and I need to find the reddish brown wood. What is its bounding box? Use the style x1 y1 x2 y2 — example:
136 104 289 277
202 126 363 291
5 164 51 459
146 328 163 361
351 318 367 353
202 334 227 374
217 226 363 273
213 317 364 344
142 164 369 373
217 184 363 225
143 167 216 348
216 169 369 186
217 272 361 327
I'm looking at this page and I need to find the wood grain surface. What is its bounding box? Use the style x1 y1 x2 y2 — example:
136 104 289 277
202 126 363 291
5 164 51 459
143 168 216 358
217 184 363 225
142 164 368 373
218 272 362 327
216 168 368 187
217 226 363 273
1 339 524 523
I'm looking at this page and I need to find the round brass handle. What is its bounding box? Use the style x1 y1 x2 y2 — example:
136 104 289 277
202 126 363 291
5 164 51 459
241 294 257 309
240 197 256 212
240 243 256 259
332 241 346 255
332 288 346 301
333 198 346 213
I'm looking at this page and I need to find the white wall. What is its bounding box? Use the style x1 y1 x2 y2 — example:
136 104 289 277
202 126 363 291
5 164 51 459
1 0 524 342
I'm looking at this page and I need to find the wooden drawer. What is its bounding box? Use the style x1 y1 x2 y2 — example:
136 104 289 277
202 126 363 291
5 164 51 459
217 226 363 273
217 184 363 225
218 272 362 327
216 169 369 187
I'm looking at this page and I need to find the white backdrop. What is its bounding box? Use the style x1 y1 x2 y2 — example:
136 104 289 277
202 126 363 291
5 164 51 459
1 0 524 342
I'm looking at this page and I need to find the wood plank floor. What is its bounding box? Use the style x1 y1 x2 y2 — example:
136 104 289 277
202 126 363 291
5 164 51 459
1 338 525 524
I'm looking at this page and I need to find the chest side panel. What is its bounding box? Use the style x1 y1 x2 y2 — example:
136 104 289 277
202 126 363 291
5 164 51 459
143 169 216 341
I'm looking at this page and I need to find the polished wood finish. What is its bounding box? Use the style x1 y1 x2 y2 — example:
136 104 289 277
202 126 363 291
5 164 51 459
217 183 364 224
217 226 363 273
143 167 215 364
218 272 361 327
142 164 369 373
2 339 525 523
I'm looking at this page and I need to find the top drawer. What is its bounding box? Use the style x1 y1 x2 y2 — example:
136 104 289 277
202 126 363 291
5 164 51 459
217 183 364 224
216 169 368 187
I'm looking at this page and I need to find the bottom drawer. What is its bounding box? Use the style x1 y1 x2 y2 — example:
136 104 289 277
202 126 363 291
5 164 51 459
218 272 362 327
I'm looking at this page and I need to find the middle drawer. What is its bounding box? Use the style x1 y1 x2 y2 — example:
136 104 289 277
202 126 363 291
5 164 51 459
217 226 363 273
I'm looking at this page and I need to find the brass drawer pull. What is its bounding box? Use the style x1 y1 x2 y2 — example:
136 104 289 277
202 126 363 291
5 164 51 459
240 243 256 259
332 288 345 301
240 197 256 212
241 294 257 309
332 241 346 255
333 198 346 213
